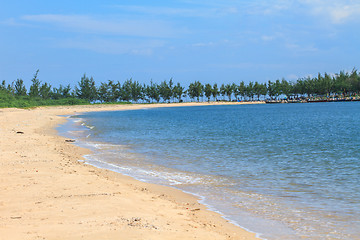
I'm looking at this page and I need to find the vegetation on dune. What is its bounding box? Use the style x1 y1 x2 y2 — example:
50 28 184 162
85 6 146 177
1 69 360 108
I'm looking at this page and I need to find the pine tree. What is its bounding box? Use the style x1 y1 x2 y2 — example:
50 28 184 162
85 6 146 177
29 70 41 98
75 74 97 102
14 79 27 96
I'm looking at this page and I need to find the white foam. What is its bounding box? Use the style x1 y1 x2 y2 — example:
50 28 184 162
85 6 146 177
78 151 270 240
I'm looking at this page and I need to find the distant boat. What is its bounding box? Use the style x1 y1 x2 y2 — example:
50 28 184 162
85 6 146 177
287 100 302 103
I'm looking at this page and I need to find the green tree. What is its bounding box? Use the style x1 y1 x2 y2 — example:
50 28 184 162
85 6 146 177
187 83 195 101
110 81 120 102
294 78 307 97
173 82 185 102
238 81 246 100
253 82 260 101
274 79 282 99
148 80 160 103
7 82 15 95
188 81 203 102
0 80 6 91
220 83 226 100
39 82 52 99
280 78 292 99
130 80 143 103
224 83 233 101
348 69 360 95
75 74 97 102
232 83 239 101
143 84 151 103
97 80 120 103
29 70 41 98
52 84 72 99
304 77 315 98
204 83 213 102
169 78 174 102
98 81 110 103
14 79 27 96
323 73 334 97
159 80 172 102
313 73 327 96
267 80 275 100
254 81 267 101
245 82 254 100
62 84 73 98
259 83 267 100
333 71 347 95
212 83 219 101
121 79 132 102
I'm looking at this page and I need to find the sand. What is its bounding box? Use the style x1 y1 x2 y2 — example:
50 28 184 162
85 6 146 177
0 102 262 240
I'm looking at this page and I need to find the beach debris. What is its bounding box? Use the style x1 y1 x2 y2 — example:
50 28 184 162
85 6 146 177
16 131 24 134
119 217 158 229
191 208 201 211
53 192 121 199
10 216 22 219
65 139 76 143
128 217 142 227
132 217 141 222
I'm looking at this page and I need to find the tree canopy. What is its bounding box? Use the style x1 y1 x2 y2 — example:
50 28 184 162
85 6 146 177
1 68 360 108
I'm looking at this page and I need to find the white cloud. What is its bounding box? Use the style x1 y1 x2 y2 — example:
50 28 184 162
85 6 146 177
261 35 276 42
1 17 31 27
299 0 360 23
21 14 180 38
285 42 319 54
192 42 215 47
57 38 165 55
112 5 239 18
110 0 360 24
320 4 360 23
245 0 296 15
13 14 174 55
245 0 360 23
191 39 233 48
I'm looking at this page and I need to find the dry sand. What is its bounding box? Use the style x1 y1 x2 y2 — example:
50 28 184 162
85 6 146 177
0 102 262 240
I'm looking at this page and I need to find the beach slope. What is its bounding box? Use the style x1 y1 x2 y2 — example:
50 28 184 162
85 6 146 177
0 103 260 240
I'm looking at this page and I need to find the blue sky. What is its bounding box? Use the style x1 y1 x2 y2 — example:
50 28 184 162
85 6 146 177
1 0 359 88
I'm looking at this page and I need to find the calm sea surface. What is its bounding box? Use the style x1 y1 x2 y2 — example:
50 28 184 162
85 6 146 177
59 102 360 240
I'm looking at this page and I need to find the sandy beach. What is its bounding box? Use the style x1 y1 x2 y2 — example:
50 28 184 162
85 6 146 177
0 102 262 240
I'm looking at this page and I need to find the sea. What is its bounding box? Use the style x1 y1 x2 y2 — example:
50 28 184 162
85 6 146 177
58 102 360 240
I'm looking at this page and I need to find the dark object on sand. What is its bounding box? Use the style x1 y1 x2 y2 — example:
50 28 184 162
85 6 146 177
65 139 76 143
16 131 24 134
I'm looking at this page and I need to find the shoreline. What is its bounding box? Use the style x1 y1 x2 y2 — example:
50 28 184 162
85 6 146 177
0 102 261 240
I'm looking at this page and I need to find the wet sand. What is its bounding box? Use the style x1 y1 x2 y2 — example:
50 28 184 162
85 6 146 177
0 102 262 240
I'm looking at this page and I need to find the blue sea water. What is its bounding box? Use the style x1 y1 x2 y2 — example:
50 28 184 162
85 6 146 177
59 102 360 240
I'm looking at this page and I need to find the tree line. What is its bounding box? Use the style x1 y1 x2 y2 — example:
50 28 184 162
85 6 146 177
1 69 360 108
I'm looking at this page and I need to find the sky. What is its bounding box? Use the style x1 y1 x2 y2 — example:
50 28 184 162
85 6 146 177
1 0 360 88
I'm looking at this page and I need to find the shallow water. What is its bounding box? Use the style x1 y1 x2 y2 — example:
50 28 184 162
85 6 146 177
58 102 360 240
